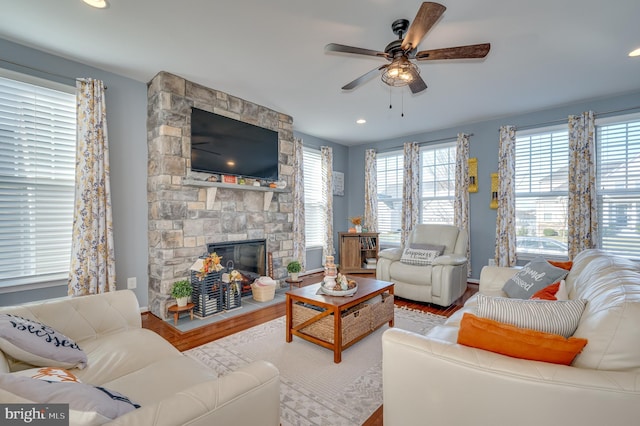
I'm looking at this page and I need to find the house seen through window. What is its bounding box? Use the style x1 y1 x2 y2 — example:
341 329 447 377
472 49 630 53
302 147 326 248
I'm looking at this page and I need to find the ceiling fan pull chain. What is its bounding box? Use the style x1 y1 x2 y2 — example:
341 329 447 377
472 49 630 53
389 87 392 109
401 90 404 117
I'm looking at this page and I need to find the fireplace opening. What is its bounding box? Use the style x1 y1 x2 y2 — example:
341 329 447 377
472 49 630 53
207 239 266 296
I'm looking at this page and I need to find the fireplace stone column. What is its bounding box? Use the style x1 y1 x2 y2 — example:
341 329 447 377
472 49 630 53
147 71 294 319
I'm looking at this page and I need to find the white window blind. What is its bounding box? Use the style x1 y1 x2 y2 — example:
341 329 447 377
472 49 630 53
597 115 640 259
514 127 569 258
0 73 76 288
420 142 456 224
303 147 325 248
376 151 403 245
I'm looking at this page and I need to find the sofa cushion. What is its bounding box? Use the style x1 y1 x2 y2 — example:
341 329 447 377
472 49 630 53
73 328 181 385
0 314 88 369
0 373 139 425
457 313 588 365
502 257 569 299
389 261 432 286
566 250 640 371
476 294 586 338
400 248 440 266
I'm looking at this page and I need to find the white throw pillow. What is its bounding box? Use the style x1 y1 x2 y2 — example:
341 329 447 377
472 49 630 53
0 314 88 369
0 374 139 425
477 293 586 338
400 248 441 266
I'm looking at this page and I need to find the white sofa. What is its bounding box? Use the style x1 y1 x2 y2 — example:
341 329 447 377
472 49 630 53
382 249 640 426
0 290 280 425
376 224 468 306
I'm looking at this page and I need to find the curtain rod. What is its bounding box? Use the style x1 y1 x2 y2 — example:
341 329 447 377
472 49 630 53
514 105 640 131
376 132 474 154
0 58 107 89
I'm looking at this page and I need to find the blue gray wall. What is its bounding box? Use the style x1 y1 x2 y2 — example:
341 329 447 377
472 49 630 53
0 38 149 306
345 90 640 279
2 35 638 305
293 131 348 270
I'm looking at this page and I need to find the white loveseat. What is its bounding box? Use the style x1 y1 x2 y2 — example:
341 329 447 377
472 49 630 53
0 290 280 425
382 249 640 426
376 224 468 306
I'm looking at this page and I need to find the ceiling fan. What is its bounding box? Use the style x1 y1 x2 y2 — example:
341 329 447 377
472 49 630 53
325 2 490 94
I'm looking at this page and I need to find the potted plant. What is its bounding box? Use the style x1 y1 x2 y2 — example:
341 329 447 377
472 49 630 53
170 279 192 307
287 260 302 281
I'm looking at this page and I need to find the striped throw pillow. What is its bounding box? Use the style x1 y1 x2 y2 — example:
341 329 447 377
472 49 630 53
476 293 586 338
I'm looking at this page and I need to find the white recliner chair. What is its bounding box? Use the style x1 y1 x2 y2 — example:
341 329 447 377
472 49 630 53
376 224 468 307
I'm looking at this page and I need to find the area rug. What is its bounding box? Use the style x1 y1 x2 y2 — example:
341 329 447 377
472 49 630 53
185 307 446 426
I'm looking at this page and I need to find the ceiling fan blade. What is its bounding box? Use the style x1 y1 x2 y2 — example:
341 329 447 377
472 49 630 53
325 43 389 59
342 65 389 90
408 70 428 94
415 43 491 60
401 2 447 52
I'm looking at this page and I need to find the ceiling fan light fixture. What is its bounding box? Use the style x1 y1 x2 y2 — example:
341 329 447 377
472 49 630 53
381 57 418 87
629 47 640 57
82 0 109 9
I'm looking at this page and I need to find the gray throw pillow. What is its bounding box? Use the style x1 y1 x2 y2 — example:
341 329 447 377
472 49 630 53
0 314 88 369
0 374 139 425
502 257 569 299
408 243 445 255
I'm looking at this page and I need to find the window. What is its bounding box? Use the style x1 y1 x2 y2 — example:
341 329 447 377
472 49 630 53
0 71 76 288
596 114 640 259
376 151 403 245
303 147 326 248
514 127 569 258
420 142 456 224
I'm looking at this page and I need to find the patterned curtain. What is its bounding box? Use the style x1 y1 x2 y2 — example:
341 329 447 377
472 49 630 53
401 142 420 246
69 78 116 296
292 137 306 270
321 146 334 258
567 111 597 259
364 149 378 232
495 126 517 267
454 133 471 276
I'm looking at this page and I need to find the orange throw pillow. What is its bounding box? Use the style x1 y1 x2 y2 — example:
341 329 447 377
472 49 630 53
457 313 587 365
547 260 573 271
530 281 560 300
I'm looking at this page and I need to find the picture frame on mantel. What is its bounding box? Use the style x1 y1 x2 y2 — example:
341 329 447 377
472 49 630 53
333 171 344 196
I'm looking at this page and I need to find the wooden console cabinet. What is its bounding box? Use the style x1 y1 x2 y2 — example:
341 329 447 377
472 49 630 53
338 232 379 274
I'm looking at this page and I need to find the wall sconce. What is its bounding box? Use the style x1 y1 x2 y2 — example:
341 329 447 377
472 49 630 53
490 172 499 209
468 158 478 193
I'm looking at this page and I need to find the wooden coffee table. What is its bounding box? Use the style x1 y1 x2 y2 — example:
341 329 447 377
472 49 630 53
286 276 394 363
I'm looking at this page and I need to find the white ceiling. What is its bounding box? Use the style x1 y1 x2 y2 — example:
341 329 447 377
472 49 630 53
1 0 639 145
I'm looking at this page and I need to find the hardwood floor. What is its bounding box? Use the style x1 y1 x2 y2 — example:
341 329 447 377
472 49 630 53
142 274 478 425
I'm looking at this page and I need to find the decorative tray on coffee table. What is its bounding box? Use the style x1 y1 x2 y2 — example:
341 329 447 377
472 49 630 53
319 279 358 296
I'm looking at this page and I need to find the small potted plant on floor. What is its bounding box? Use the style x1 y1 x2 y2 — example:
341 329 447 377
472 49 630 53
171 279 192 307
287 260 302 281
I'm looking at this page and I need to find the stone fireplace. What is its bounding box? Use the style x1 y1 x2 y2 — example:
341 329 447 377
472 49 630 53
147 71 294 319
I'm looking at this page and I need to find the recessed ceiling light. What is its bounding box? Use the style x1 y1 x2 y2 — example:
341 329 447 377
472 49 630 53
82 0 109 9
629 47 640 57
356 119 367 124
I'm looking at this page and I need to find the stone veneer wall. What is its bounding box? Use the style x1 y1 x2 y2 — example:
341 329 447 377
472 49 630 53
147 71 294 319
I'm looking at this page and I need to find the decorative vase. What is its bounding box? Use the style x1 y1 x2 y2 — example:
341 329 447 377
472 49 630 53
176 296 188 307
355 225 362 232
290 272 299 281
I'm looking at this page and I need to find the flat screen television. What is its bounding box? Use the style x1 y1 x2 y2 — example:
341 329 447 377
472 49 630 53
190 107 279 180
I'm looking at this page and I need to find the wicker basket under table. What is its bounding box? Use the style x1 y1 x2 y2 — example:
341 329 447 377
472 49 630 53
292 302 372 346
